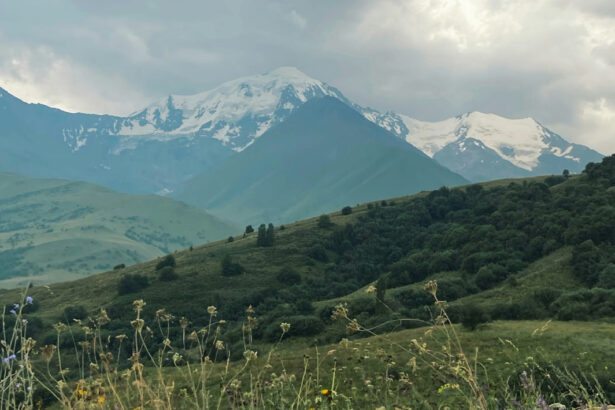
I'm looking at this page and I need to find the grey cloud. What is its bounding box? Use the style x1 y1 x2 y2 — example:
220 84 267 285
0 0 613 153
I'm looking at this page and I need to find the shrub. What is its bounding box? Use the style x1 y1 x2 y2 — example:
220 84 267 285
63 305 88 321
245 225 254 234
598 264 615 289
118 274 149 295
221 255 245 276
318 214 333 229
460 304 489 330
158 266 179 281
276 268 301 285
113 263 126 270
341 206 352 215
308 244 328 262
227 236 234 243
156 254 176 271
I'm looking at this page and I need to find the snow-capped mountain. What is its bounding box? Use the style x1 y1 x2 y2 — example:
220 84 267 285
115 67 347 152
366 111 604 182
0 66 604 197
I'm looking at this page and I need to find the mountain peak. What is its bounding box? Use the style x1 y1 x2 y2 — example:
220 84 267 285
266 66 311 78
119 67 344 151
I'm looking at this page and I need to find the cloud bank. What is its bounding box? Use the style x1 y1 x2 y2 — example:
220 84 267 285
0 0 613 153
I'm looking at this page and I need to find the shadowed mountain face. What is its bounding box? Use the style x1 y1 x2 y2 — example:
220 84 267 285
0 172 238 288
179 97 468 225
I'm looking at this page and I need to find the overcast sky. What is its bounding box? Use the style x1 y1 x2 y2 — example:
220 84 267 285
1 0 614 153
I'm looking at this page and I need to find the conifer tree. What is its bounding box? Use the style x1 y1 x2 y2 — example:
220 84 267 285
266 223 275 246
256 224 267 246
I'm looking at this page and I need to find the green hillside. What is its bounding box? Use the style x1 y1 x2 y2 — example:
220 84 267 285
0 172 238 287
2 155 615 407
179 97 467 225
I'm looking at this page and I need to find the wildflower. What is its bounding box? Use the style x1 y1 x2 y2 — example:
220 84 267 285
215 340 224 350
280 322 291 333
207 305 217 316
366 285 377 294
246 305 255 314
130 319 145 331
13 303 19 310
97 396 106 404
132 300 146 313
346 319 361 334
9 310 16 315
321 389 330 395
520 371 534 391
25 296 33 304
535 396 548 410
243 350 258 361
8 354 16 360
424 280 438 298
331 303 349 320
2 357 9 364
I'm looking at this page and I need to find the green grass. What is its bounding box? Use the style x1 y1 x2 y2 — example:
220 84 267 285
0 172 238 288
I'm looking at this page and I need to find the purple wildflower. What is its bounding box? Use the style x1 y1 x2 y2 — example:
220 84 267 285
25 296 33 304
535 396 548 410
13 304 19 310
2 358 9 364
8 354 16 360
9 310 16 315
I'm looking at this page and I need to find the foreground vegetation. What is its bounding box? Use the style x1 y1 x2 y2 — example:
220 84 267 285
2 155 615 407
2 284 613 409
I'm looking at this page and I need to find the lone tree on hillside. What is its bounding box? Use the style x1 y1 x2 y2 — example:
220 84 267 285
318 214 333 229
156 254 176 271
375 276 387 314
245 225 254 234
266 223 275 246
257 224 267 246
257 223 275 247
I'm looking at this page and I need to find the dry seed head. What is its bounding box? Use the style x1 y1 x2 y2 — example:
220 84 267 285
40 344 56 363
207 306 217 316
215 340 225 350
132 299 146 313
365 285 377 294
243 350 258 361
179 317 189 329
331 303 349 320
98 309 110 325
424 280 438 298
346 319 361 334
130 319 145 331
280 322 291 333
53 323 67 333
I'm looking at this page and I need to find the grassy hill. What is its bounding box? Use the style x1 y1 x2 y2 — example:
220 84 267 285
0 172 238 288
2 155 615 407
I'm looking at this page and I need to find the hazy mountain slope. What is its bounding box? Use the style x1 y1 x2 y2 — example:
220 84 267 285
179 97 467 225
0 172 238 288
